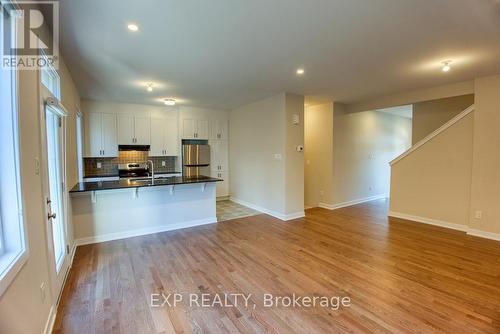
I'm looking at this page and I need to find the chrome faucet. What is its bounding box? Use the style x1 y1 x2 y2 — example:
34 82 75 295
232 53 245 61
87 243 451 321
147 160 154 180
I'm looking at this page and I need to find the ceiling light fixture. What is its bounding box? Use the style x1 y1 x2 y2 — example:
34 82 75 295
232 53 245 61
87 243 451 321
296 68 305 75
127 23 139 31
164 99 176 106
442 60 452 72
146 83 153 92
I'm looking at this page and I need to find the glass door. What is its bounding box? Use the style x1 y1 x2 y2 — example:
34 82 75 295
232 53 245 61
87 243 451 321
42 103 70 301
45 109 65 269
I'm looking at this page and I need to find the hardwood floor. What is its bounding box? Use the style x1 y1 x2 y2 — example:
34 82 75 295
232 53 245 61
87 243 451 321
53 200 500 333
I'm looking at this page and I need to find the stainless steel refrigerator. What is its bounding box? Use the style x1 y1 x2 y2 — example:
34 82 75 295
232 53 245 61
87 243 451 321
182 143 210 177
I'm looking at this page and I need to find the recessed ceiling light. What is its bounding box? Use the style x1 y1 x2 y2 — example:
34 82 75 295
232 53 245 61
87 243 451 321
146 83 153 92
296 68 305 75
164 99 176 106
442 61 452 72
127 23 139 32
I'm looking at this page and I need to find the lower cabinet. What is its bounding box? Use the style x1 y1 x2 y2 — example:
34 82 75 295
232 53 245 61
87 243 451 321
211 171 229 198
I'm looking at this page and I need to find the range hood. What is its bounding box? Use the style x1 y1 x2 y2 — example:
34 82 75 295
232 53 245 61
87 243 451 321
118 145 150 151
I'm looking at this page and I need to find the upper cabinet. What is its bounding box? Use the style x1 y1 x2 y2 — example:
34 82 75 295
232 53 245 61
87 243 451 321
210 119 228 140
182 119 209 139
150 116 179 156
118 115 150 145
84 112 118 157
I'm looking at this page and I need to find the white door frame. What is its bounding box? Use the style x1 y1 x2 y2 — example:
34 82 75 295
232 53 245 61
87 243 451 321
39 91 71 303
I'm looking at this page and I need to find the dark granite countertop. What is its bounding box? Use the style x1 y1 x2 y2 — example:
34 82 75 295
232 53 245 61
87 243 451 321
83 171 182 179
70 175 221 193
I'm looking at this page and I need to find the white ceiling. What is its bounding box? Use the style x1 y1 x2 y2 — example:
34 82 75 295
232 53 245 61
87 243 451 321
57 0 500 110
377 105 413 119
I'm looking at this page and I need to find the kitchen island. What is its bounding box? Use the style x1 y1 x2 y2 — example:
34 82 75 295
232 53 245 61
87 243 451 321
69 175 221 245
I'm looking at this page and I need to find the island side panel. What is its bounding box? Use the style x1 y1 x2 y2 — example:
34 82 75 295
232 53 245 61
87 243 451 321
71 183 217 244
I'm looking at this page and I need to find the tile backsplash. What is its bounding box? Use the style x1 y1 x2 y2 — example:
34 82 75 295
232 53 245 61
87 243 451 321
84 151 177 177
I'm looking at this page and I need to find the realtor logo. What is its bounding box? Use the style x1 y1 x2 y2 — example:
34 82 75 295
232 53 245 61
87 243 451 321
1 0 59 69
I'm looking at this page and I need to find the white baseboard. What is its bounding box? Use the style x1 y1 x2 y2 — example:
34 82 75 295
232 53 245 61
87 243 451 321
466 228 500 242
43 305 56 334
75 217 217 246
230 197 305 221
319 194 388 210
388 211 469 232
283 211 306 221
389 211 500 242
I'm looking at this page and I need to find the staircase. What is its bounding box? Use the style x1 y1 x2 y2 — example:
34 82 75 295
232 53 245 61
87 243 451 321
388 105 475 231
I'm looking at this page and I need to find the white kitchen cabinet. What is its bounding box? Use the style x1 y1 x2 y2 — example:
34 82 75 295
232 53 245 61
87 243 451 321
101 113 119 157
164 120 179 155
117 115 134 145
212 171 229 198
134 116 150 144
150 116 179 156
118 115 150 145
182 118 209 139
210 140 228 171
85 112 102 157
84 112 118 157
210 119 228 140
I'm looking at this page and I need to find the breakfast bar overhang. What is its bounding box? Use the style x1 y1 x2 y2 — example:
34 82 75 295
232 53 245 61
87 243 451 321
69 176 221 245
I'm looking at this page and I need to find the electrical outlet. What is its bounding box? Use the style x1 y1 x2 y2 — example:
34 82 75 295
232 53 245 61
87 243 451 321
475 210 482 219
273 153 282 160
96 162 102 169
40 282 46 302
162 161 166 167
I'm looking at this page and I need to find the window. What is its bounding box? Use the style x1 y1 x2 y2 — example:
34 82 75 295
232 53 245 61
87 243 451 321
41 51 61 100
0 2 28 297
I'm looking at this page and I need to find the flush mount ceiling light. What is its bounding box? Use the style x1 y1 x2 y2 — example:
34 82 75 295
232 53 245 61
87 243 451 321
164 99 176 106
146 83 153 92
296 68 305 75
442 60 452 72
127 23 139 31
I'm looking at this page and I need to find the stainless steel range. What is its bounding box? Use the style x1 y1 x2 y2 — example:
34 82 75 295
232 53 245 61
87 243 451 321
118 163 150 179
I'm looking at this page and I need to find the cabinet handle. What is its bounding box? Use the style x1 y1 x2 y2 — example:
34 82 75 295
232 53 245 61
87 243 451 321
103 150 105 156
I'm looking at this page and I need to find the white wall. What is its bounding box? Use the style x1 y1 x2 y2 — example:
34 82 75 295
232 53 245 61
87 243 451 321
0 56 81 333
81 99 178 117
304 103 334 207
229 93 304 219
390 113 474 228
469 74 500 235
284 94 305 215
412 94 474 144
229 94 286 215
331 105 412 206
